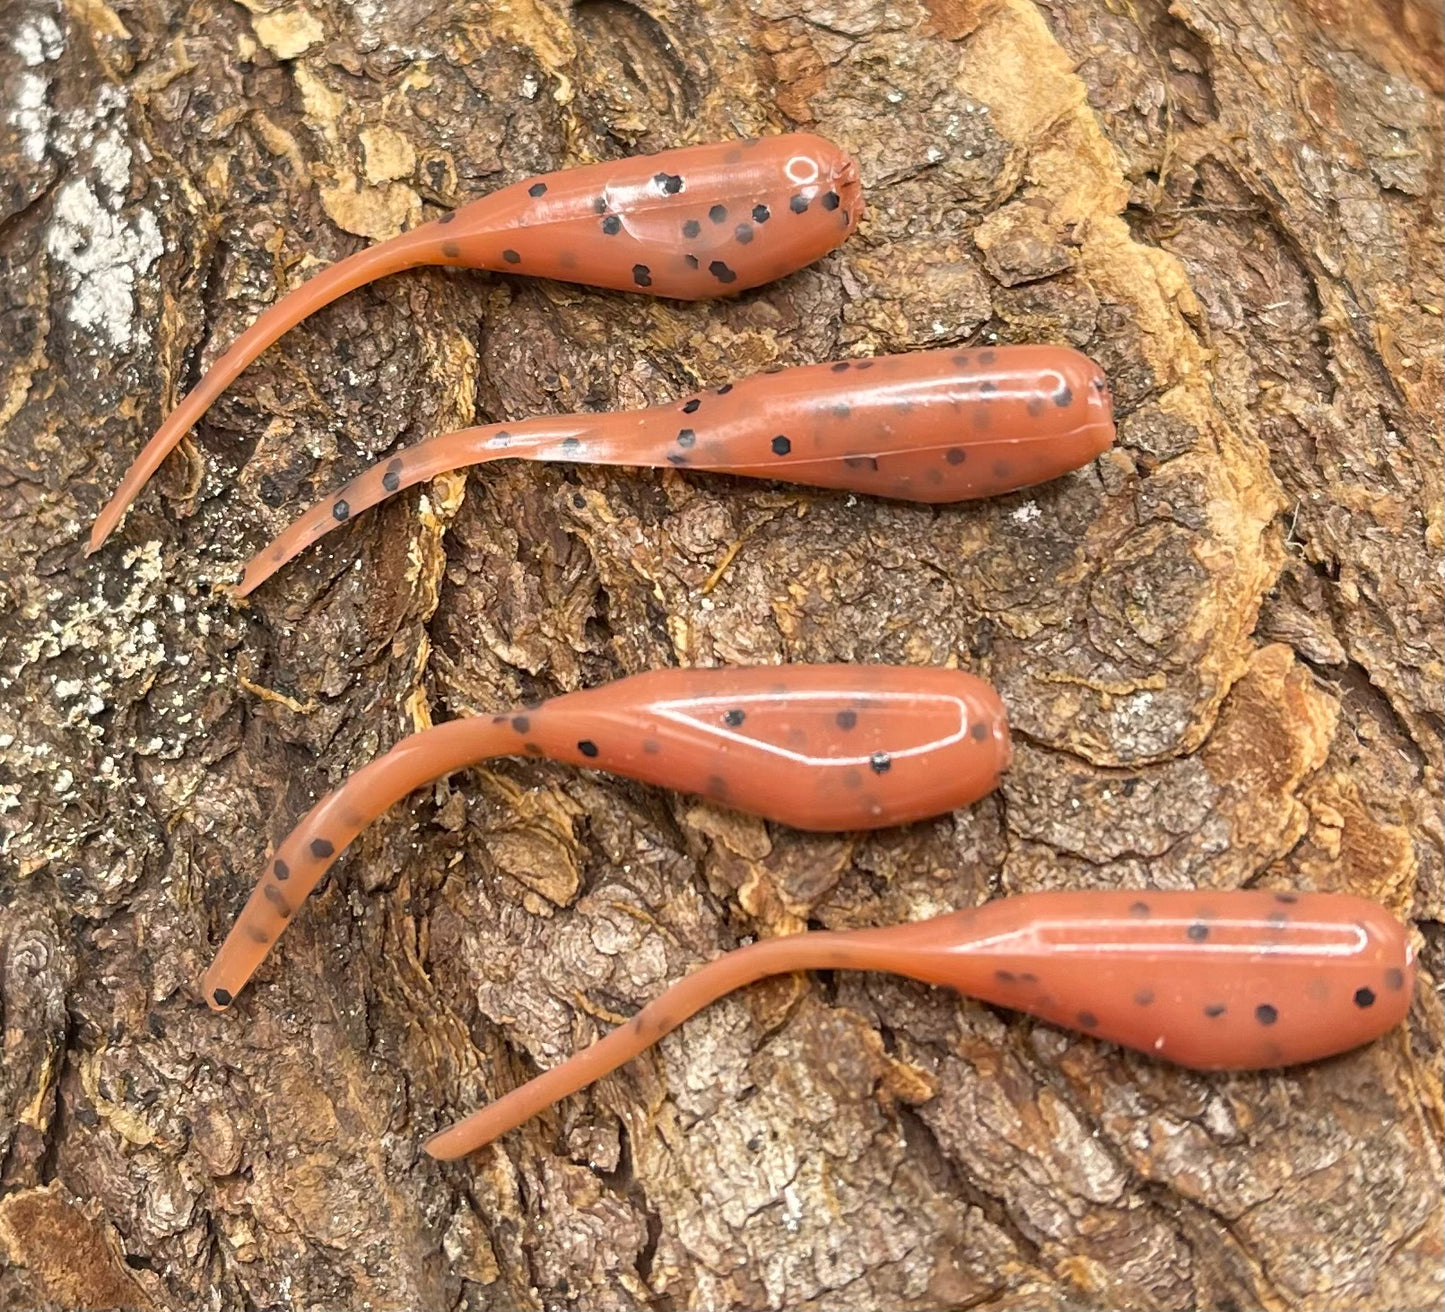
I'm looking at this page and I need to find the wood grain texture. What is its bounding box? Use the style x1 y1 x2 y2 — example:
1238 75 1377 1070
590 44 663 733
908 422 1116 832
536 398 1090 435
0 0 1440 1308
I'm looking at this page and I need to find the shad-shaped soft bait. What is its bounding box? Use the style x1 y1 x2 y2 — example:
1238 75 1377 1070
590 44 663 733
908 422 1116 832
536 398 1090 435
88 134 863 552
425 889 1416 1159
235 345 1114 595
202 664 1009 1009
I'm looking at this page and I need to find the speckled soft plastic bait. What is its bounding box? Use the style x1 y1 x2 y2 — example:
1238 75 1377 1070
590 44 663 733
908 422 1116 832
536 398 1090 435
424 889 1415 1159
202 664 1009 1010
235 345 1114 595
88 134 863 552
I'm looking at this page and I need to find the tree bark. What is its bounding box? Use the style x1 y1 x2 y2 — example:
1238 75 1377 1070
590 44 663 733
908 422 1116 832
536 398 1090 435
1 0 1440 1308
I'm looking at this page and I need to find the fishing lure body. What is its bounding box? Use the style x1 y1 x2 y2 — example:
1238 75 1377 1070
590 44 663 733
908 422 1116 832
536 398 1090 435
235 345 1115 595
424 889 1416 1159
202 664 1010 1009
88 134 863 552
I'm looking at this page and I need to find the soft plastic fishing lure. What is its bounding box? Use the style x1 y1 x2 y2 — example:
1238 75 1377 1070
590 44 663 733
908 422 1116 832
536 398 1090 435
88 134 863 552
202 664 1010 1009
424 889 1416 1159
234 344 1115 596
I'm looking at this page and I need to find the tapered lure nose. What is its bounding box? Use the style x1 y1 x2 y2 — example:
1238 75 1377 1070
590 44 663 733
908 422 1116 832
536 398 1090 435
1002 346 1117 484
817 140 864 230
1084 359 1114 450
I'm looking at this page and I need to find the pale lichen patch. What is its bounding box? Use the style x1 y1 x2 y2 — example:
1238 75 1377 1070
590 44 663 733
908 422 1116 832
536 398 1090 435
45 180 162 350
10 73 51 163
92 125 131 196
14 12 64 66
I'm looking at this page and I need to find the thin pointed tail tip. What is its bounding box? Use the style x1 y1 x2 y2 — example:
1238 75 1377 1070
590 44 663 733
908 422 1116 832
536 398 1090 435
88 481 138 554
85 516 113 556
202 978 237 1013
231 558 271 599
423 1123 489 1161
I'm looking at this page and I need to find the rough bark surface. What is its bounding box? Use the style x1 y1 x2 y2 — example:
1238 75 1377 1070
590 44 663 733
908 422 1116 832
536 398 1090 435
0 0 1441 1308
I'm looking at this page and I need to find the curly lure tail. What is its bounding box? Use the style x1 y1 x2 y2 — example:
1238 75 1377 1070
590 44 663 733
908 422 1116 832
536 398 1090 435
88 229 449 554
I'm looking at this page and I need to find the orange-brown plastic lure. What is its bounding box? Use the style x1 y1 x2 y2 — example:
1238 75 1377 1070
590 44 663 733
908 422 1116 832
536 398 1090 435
424 889 1416 1159
88 134 863 553
202 664 1009 1010
235 345 1114 595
